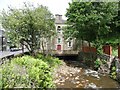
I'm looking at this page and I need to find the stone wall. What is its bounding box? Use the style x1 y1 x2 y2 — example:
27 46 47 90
78 51 97 68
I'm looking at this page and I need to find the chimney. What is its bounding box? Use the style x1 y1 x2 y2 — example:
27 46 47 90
55 14 62 20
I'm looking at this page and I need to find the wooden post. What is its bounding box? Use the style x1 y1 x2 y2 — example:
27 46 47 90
103 45 112 55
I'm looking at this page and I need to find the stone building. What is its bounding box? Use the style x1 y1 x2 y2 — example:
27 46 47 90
52 14 74 51
40 14 75 52
0 14 75 52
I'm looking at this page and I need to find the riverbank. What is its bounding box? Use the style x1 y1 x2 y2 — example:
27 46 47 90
53 60 120 88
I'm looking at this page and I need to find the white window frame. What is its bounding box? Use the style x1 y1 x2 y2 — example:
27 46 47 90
68 41 72 47
57 26 61 33
67 38 72 47
58 38 61 43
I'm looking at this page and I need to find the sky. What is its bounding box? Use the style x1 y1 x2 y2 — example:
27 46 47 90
0 0 71 19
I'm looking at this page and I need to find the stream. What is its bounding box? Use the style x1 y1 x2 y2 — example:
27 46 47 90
53 60 120 88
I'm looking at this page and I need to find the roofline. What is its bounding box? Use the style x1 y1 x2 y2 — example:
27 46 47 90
55 14 62 16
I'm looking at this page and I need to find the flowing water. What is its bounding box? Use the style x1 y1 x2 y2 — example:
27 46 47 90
54 60 120 88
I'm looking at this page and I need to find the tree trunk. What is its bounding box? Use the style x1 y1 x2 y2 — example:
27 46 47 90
42 40 45 56
88 41 91 52
22 44 24 54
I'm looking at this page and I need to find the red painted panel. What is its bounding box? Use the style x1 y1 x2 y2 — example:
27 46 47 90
82 46 96 53
103 45 112 55
57 45 61 50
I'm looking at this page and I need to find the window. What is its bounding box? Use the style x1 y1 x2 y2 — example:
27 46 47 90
68 41 72 47
58 38 61 43
57 26 61 33
69 38 72 40
68 38 72 47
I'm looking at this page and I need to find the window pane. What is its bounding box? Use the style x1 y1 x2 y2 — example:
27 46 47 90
68 41 71 47
57 26 61 32
58 38 61 43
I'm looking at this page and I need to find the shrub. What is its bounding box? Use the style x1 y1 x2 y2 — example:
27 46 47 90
94 58 102 70
0 56 55 88
110 66 117 80
35 54 62 68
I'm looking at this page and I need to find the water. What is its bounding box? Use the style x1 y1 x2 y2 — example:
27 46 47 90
83 73 119 88
54 60 120 88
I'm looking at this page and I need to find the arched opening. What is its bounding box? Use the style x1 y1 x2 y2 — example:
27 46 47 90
57 26 61 33
57 45 61 50
68 38 72 47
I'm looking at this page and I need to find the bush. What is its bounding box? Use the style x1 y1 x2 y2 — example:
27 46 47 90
94 59 101 70
0 56 55 88
35 54 62 68
110 66 117 80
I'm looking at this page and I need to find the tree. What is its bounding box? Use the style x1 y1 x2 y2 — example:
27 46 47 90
65 1 118 49
2 3 55 55
100 1 120 48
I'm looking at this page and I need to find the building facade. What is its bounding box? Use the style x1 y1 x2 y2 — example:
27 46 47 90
0 14 75 52
0 29 8 51
52 14 74 51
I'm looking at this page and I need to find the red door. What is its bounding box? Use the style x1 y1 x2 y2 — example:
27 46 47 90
57 45 61 50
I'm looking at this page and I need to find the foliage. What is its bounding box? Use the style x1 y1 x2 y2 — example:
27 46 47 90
110 59 117 80
64 2 118 49
0 56 56 88
112 49 118 56
110 66 117 80
94 59 101 69
35 53 62 68
1 2 55 55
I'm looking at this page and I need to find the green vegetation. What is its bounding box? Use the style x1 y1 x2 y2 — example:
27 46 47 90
64 1 119 51
2 2 55 55
110 66 117 80
0 55 62 88
35 54 62 68
112 49 118 56
110 59 118 81
94 59 101 70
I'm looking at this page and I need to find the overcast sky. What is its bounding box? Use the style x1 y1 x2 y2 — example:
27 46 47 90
0 0 71 19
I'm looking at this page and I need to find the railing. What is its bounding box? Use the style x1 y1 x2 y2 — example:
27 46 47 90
0 49 29 59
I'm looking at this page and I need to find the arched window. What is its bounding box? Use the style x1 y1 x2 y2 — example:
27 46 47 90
69 38 72 40
58 38 61 43
68 38 72 47
57 26 61 33
68 41 71 47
